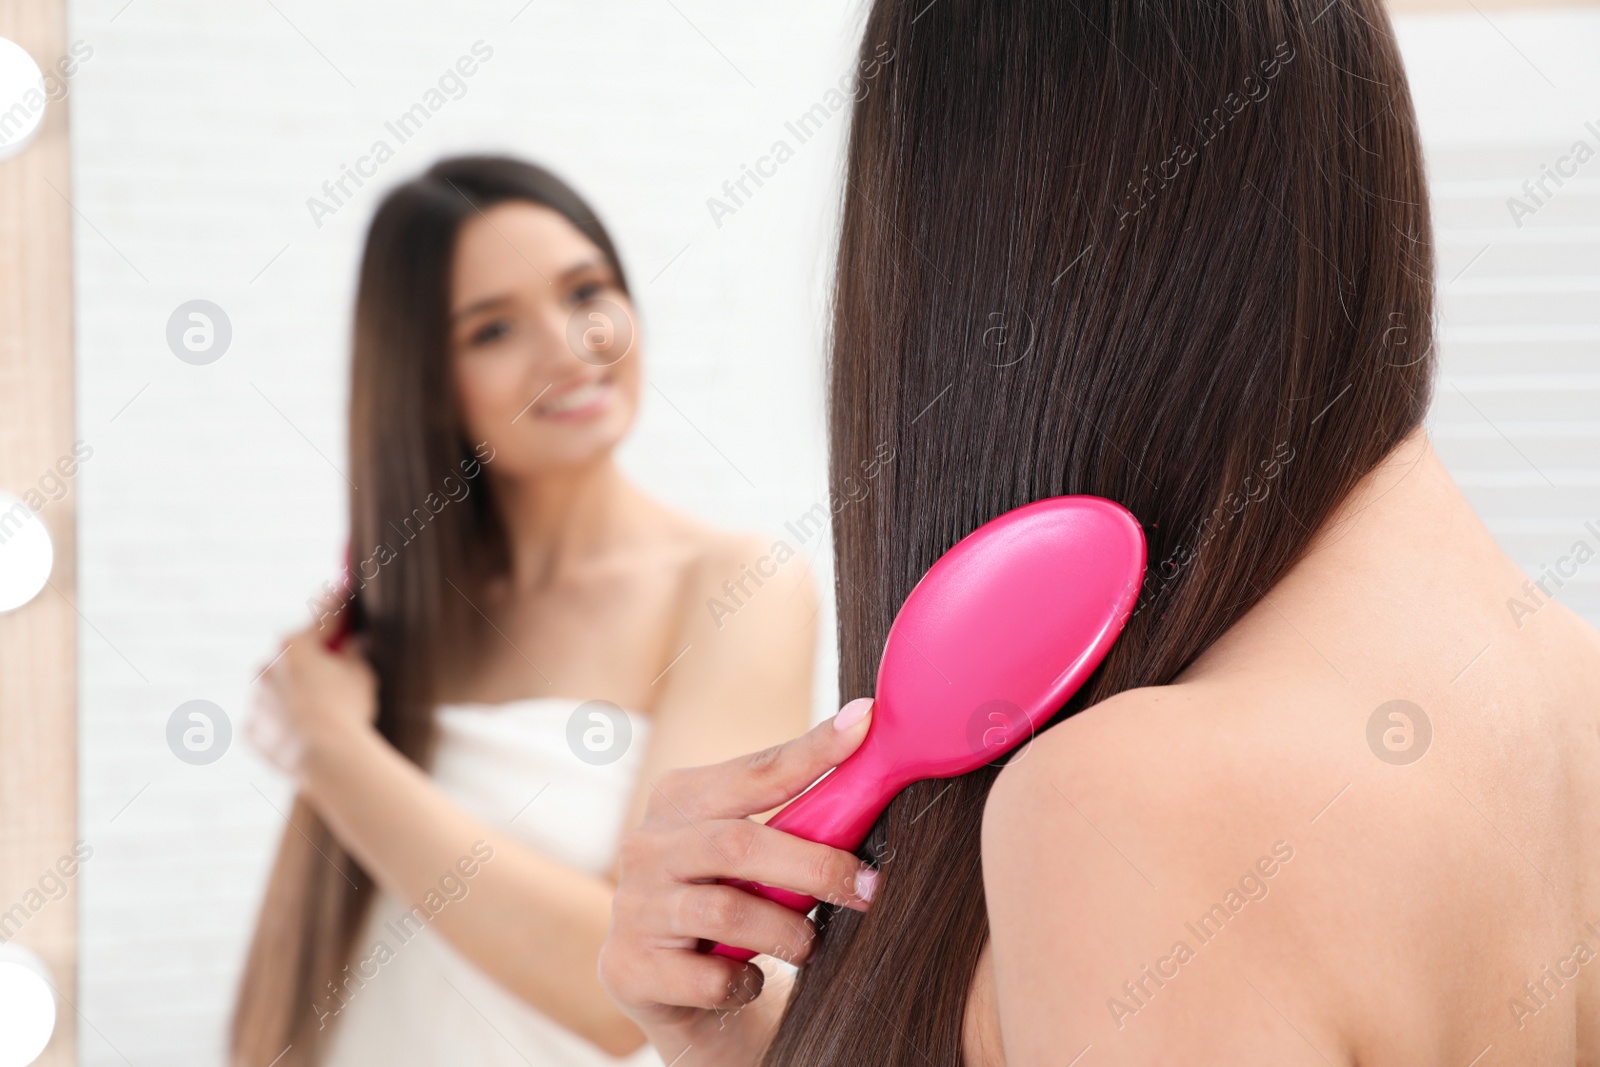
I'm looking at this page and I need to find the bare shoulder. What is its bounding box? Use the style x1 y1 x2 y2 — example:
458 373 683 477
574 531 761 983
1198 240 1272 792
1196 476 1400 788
985 680 1341 841
644 518 818 729
627 489 819 645
980 682 1356 1064
674 526 818 647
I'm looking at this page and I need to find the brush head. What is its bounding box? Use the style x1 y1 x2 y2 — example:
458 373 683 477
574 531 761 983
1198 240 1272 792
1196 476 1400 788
861 495 1146 787
706 495 1146 960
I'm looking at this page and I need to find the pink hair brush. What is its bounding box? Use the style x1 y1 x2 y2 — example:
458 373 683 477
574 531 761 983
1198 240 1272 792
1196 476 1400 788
708 495 1146 960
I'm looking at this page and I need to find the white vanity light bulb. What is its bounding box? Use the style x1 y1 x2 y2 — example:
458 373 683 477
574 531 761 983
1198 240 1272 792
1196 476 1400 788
0 944 56 1067
0 492 54 612
0 39 47 161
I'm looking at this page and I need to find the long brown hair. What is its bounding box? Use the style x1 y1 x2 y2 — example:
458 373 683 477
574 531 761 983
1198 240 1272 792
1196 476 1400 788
765 1 1432 1063
231 156 631 1067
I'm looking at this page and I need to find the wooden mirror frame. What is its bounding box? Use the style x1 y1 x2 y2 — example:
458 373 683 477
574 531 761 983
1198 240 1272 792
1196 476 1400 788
0 0 77 1065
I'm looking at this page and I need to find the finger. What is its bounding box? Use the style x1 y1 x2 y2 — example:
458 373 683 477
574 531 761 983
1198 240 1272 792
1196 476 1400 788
306 579 349 627
255 661 287 698
663 884 818 966
656 698 873 822
244 691 301 774
287 627 329 651
618 950 766 1013
321 609 355 651
664 818 876 912
284 627 343 666
243 700 272 750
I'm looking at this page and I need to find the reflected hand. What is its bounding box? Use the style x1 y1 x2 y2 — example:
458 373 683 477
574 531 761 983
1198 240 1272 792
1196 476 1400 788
247 625 378 781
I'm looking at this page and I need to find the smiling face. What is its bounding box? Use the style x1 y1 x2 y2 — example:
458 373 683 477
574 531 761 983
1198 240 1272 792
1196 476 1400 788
449 201 641 479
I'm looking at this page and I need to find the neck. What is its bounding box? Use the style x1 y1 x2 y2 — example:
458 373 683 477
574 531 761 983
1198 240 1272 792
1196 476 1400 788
490 454 641 590
1253 423 1516 644
1181 424 1510 685
1303 424 1478 564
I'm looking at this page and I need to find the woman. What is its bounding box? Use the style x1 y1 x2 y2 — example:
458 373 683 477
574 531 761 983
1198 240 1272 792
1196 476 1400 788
233 156 818 1066
599 2 1600 1065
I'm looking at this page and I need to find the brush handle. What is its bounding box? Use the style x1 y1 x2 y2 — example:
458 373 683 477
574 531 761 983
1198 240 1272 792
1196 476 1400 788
323 546 355 651
707 745 895 961
325 607 352 651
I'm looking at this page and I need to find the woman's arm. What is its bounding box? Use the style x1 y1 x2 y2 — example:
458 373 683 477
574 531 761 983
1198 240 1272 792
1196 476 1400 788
252 632 648 1055
248 537 821 1057
617 536 821 847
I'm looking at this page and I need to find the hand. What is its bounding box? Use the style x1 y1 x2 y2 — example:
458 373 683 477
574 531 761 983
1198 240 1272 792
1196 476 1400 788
247 624 378 781
598 699 879 1067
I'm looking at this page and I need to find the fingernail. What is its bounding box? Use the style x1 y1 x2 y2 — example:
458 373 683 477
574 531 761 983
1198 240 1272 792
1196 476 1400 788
854 866 878 904
834 697 873 732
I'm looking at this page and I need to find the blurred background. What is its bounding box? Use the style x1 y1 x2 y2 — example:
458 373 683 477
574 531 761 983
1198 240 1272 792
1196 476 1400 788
0 0 1596 1063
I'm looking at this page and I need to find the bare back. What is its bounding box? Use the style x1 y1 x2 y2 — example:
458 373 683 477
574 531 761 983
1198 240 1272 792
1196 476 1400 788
972 433 1600 1065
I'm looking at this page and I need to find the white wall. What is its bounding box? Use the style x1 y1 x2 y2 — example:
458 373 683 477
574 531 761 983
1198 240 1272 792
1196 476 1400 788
68 2 863 1063
1397 8 1600 623
66 3 1598 1065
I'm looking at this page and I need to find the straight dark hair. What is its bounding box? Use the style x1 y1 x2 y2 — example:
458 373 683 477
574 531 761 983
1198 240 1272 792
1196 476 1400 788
764 0 1433 1063
231 155 630 1067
